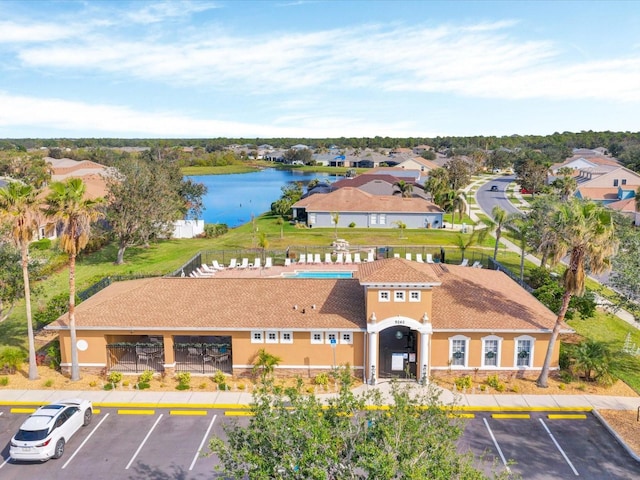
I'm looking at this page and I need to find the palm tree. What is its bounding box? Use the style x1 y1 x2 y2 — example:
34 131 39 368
490 206 508 260
252 348 281 383
454 226 489 261
0 182 42 381
452 191 467 226
536 199 618 388
44 178 105 381
392 180 414 198
331 212 340 239
504 213 531 281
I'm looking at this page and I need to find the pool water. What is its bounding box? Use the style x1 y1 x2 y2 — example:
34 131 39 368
283 271 354 279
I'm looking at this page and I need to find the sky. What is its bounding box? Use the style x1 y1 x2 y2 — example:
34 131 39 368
1 0 640 139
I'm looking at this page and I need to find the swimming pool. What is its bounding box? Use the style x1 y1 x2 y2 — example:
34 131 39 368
283 271 354 279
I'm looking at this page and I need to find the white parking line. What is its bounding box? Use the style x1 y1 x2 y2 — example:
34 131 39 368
483 417 511 473
189 414 217 471
0 457 9 469
62 413 110 469
539 418 579 476
125 414 164 470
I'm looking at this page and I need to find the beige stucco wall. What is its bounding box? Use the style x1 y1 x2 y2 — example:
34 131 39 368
365 287 433 321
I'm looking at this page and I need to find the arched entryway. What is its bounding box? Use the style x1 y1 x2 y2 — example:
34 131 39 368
378 326 417 379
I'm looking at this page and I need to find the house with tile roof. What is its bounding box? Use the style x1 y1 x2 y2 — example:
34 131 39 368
395 157 440 173
46 258 562 384
291 187 444 229
574 166 640 223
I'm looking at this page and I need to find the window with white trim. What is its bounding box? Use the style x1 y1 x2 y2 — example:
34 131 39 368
379 290 390 302
379 214 386 225
370 214 377 225
311 331 324 344
265 331 278 344
394 290 405 302
280 331 293 344
251 331 264 343
326 332 338 345
515 336 533 367
482 337 500 367
340 332 352 344
449 335 469 367
409 291 421 302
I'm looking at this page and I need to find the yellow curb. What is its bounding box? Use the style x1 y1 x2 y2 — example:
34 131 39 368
452 406 592 412
170 410 208 416
547 414 587 420
492 413 531 419
448 413 475 419
118 409 155 415
225 411 254 416
93 402 250 409
0 401 46 407
10 408 36 414
93 409 100 414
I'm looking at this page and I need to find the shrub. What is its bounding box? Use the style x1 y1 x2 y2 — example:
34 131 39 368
103 383 114 390
199 382 208 389
43 379 54 388
558 370 573 384
314 372 329 386
46 340 61 370
31 238 52 251
495 382 506 392
454 375 472 390
237 383 246 390
176 372 191 390
558 383 566 390
34 293 80 330
511 385 520 393
485 374 501 390
349 222 356 228
0 346 26 374
122 380 130 387
139 369 154 384
89 380 97 387
218 382 229 391
212 370 226 385
204 223 229 238
0 376 8 386
107 371 123 385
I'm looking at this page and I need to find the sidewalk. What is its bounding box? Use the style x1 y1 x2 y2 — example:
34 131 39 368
0 382 638 411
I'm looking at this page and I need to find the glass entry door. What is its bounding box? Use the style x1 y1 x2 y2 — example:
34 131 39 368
378 326 417 379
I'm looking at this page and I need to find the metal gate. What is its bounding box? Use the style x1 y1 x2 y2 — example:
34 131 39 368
174 341 232 374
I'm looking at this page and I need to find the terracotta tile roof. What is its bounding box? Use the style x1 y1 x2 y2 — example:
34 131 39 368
331 174 402 190
430 264 557 331
577 187 619 201
607 197 637 212
292 187 442 213
49 278 367 331
358 258 441 284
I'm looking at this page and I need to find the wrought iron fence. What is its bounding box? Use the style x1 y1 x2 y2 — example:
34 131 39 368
79 274 164 301
106 343 165 373
488 257 533 293
174 343 232 374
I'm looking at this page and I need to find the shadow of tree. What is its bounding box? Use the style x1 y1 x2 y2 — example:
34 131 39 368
128 461 229 480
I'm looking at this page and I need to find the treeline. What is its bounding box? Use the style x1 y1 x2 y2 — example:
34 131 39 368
2 130 640 153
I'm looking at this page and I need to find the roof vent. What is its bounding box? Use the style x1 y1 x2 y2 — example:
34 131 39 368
293 305 298 310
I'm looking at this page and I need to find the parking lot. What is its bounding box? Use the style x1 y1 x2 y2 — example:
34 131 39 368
0 406 638 479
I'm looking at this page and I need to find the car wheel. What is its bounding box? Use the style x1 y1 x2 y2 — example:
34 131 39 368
52 438 65 459
83 408 92 426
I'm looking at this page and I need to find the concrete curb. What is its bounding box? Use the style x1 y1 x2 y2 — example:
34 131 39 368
592 409 640 463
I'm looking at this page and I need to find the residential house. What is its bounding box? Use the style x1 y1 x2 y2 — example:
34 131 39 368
395 157 440 174
291 187 443 229
46 258 562 384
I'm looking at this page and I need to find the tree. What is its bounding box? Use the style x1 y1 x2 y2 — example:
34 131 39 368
271 199 290 239
392 180 413 198
491 206 508 260
570 340 614 385
0 182 43 380
504 213 532 281
454 226 489 261
106 158 183 264
44 178 105 381
551 168 577 201
252 348 281 382
423 168 449 203
0 242 23 323
536 199 618 388
210 376 509 479
452 191 467 226
610 219 640 306
393 220 407 239
331 212 340 239
514 152 549 196
444 157 473 191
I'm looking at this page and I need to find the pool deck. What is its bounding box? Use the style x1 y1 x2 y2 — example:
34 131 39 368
207 261 360 279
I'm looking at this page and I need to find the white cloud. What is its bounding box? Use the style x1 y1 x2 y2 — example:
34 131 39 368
0 93 419 138
0 21 77 43
124 1 221 24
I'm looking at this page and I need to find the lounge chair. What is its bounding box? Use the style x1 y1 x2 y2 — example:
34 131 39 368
212 260 225 270
298 254 306 264
238 258 249 269
426 254 434 264
472 261 482 268
195 267 215 277
228 258 238 269
394 253 400 258
264 257 273 269
366 249 375 262
201 264 216 274
460 258 469 267
345 253 353 264
354 253 362 263
416 254 424 263
324 253 333 264
314 253 322 264
252 258 261 269
284 257 291 267
405 253 412 261
335 253 344 264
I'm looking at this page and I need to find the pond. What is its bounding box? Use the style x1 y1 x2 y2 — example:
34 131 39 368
189 168 340 227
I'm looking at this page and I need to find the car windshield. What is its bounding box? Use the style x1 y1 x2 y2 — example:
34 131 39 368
15 428 49 441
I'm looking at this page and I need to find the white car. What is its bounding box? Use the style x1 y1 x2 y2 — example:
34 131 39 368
9 399 93 462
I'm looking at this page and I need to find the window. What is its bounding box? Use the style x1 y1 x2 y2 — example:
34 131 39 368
326 332 338 344
265 331 278 344
370 214 377 225
409 291 421 302
309 213 316 224
251 331 264 344
449 335 469 367
311 331 324 344
613 179 619 187
515 337 533 367
394 291 405 302
379 290 390 302
280 331 293 344
483 338 500 367
622 179 627 185
340 332 352 344
379 214 386 225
